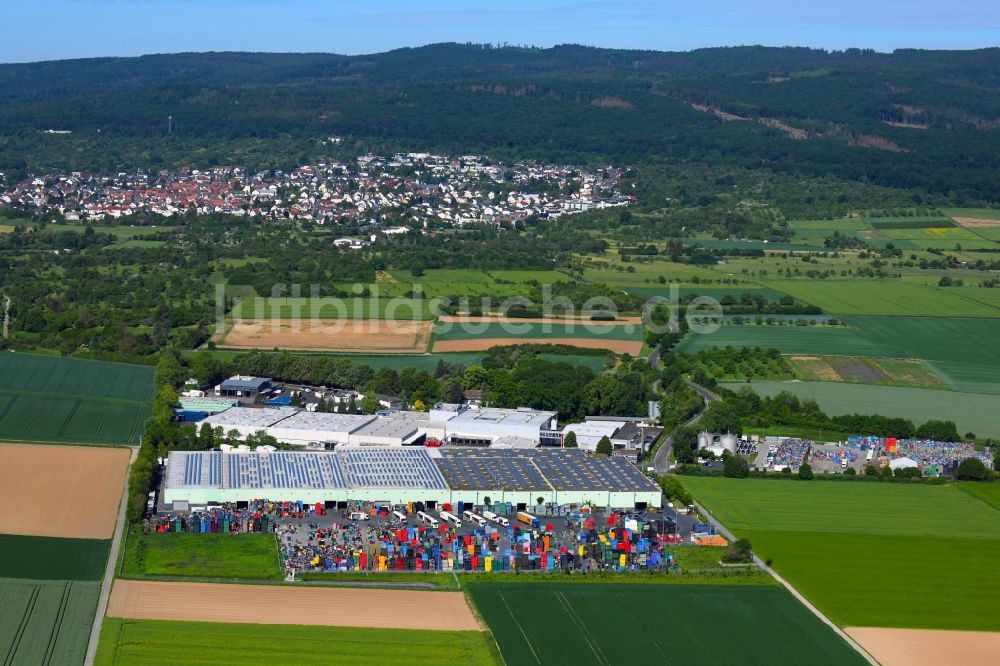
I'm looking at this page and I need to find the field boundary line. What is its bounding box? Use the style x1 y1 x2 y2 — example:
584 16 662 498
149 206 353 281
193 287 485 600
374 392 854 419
498 591 541 665
5 584 39 666
43 581 72 665
691 499 879 666
555 590 610 666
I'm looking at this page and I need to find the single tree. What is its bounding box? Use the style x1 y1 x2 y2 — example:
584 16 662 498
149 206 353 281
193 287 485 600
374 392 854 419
563 431 578 448
956 457 990 481
596 435 613 456
723 455 750 478
881 463 895 481
359 393 382 415
798 463 814 480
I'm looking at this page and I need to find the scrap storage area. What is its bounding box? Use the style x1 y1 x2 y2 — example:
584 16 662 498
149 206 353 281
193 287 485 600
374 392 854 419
162 447 662 509
107 580 481 631
0 443 130 539
214 318 433 352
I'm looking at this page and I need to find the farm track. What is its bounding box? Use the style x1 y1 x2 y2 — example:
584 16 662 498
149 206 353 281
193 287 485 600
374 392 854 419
43 583 72 666
5 586 39 666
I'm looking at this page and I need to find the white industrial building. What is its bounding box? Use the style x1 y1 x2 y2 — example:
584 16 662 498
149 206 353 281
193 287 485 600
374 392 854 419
198 403 560 449
163 446 662 509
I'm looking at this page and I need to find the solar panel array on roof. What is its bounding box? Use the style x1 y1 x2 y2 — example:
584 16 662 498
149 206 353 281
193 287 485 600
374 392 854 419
225 452 347 490
339 448 447 489
434 448 657 493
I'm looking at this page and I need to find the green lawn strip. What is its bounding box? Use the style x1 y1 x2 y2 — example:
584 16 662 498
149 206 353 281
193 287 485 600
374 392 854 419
742 424 852 443
466 582 866 666
432 320 643 341
0 534 109 581
0 578 100 666
95 618 500 666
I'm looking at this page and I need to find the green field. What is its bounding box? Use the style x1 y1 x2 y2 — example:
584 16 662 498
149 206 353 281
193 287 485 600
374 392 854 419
624 285 788 302
958 482 1000 511
942 207 1000 241
384 268 567 299
232 296 435 320
723 380 1000 437
0 535 110 581
847 316 1000 393
433 320 643 341
674 325 892 357
680 477 1000 630
95 618 500 666
467 582 865 665
0 354 153 445
0 578 99 666
765 281 1000 317
122 531 280 580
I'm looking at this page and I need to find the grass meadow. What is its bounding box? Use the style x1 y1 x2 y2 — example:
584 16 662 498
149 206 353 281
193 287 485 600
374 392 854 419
121 530 280 580
0 534 110 581
95 618 501 666
680 477 1000 630
763 281 1000 317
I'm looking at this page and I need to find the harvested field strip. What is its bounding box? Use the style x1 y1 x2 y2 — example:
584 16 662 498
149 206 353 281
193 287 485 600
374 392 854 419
0 579 99 666
95 618 500 666
722 380 1000 437
0 535 110 581
0 443 130 539
433 338 644 354
215 318 433 353
846 627 1000 666
467 582 866 665
107 580 482 630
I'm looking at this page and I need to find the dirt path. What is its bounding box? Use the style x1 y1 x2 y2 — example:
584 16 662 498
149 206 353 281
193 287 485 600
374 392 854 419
846 627 1000 665
0 443 130 538
2 295 9 339
85 446 136 666
107 580 482 631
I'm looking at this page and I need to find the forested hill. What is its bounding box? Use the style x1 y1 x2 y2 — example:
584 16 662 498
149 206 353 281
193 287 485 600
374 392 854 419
1 44 998 201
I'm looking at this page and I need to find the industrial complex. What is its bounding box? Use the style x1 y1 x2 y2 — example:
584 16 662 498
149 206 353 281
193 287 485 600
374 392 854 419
163 447 663 509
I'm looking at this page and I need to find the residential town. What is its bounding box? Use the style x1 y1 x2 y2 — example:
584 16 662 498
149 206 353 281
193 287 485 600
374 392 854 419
0 151 633 227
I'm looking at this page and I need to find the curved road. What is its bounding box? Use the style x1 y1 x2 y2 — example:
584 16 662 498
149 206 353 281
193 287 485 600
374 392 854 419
647 345 718 475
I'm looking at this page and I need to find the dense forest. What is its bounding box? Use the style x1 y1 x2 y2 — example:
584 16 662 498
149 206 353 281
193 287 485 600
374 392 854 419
1 44 999 202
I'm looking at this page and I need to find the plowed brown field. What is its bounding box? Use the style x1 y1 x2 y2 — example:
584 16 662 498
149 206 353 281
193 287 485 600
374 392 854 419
433 337 643 354
216 318 433 353
846 627 1000 666
0 443 129 538
108 580 482 631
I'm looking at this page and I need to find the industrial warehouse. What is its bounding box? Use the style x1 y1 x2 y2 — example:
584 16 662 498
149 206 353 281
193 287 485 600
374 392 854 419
163 446 663 509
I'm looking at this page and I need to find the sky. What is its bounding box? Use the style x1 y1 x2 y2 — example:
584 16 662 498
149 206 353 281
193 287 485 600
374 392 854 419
2 0 997 63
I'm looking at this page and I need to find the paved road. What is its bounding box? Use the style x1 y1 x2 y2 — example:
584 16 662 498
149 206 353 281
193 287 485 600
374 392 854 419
2 295 9 339
691 499 878 665
651 379 718 475
85 446 137 666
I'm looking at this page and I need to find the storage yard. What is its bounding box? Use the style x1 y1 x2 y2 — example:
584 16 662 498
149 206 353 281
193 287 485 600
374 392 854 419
0 443 130 539
162 447 662 509
107 580 482 630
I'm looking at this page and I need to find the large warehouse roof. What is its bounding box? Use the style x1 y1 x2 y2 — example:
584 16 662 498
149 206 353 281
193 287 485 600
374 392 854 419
201 407 296 429
166 447 657 494
272 411 374 433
